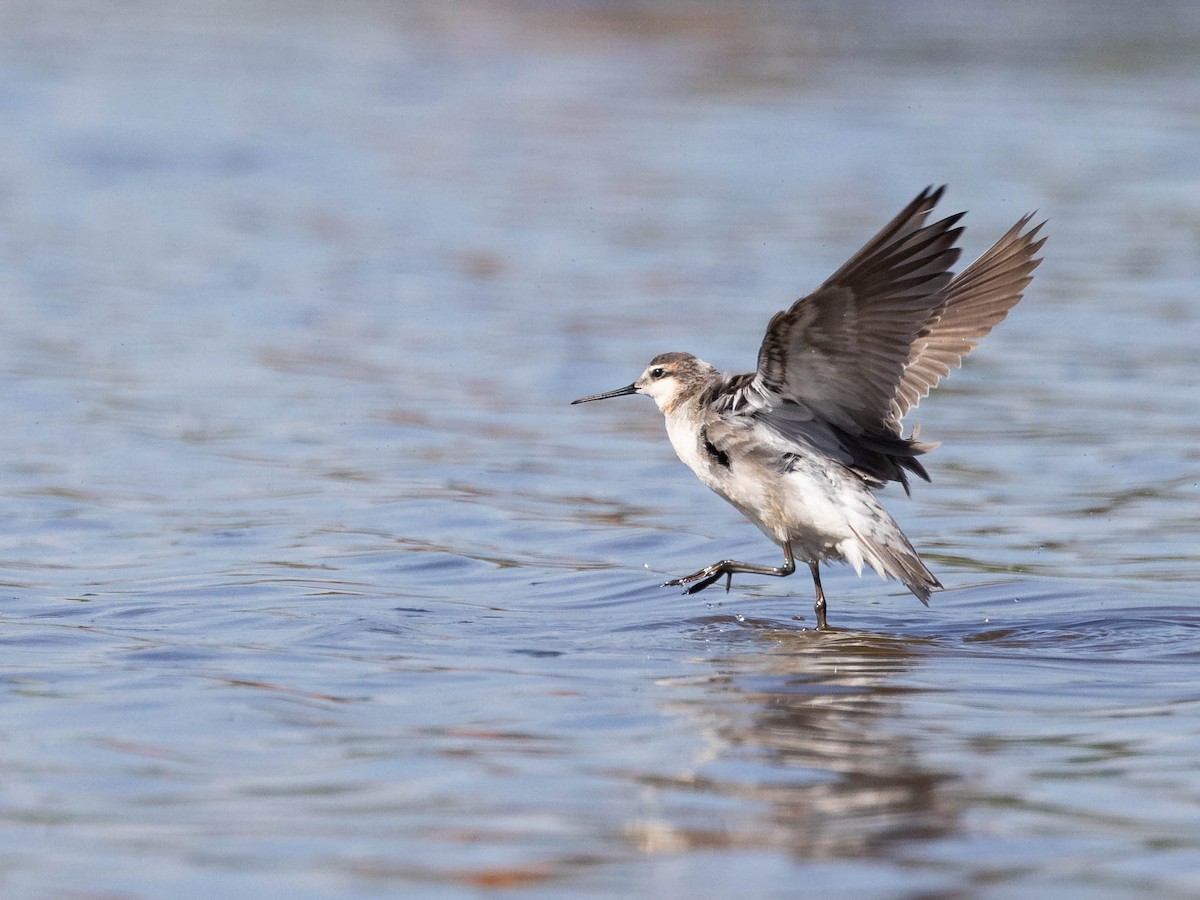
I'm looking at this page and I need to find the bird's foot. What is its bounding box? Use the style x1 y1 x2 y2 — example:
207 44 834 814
663 562 734 595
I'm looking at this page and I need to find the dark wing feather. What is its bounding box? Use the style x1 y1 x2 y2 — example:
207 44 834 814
710 190 1045 493
888 214 1047 428
750 185 964 436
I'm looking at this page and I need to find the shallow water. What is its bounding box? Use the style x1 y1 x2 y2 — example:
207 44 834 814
2 1 1200 896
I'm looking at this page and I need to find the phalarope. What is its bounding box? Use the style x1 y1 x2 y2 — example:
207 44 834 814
573 186 1045 629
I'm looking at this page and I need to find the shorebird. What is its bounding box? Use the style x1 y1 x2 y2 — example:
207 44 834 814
572 186 1044 629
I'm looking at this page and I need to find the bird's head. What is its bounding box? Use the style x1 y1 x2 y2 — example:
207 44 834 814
571 352 715 414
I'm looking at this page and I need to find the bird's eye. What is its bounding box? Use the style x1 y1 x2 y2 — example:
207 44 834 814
650 367 666 379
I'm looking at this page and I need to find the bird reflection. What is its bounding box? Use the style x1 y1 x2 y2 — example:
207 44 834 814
630 624 958 859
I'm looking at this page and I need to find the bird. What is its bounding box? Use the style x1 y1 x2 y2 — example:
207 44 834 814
571 186 1045 630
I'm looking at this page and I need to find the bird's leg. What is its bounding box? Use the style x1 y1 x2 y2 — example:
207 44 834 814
664 542 796 596
809 560 828 630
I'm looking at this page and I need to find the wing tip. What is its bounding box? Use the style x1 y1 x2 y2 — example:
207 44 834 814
920 183 948 206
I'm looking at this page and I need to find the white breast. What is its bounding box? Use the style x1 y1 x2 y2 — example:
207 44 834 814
663 413 723 490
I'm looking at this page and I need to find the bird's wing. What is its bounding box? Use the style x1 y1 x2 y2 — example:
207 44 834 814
728 186 965 437
888 214 1046 427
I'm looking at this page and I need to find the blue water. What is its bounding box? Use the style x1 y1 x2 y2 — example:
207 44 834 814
2 2 1200 897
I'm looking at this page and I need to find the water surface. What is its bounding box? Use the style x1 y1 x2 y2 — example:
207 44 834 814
2 2 1200 897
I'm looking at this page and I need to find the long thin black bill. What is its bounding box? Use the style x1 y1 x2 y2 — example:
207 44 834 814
571 383 638 404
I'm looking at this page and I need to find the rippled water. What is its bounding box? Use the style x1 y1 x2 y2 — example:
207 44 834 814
2 1 1200 896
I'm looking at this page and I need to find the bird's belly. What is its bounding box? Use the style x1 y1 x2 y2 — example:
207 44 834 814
666 419 865 558
750 467 854 544
711 458 865 560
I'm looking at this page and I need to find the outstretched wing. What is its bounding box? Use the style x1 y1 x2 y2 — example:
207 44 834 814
747 185 964 436
709 188 1045 492
888 214 1047 428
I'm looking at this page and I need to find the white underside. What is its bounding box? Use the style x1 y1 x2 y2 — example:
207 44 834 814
665 412 898 581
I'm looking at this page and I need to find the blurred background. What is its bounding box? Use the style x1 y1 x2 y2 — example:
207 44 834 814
1 1 1199 897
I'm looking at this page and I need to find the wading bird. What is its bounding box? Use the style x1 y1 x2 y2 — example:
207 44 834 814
573 186 1044 629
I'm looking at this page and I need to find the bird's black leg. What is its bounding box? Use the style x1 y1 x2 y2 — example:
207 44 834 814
809 560 828 630
664 541 796 595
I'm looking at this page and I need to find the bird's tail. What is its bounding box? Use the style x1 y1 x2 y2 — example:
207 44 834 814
845 521 941 606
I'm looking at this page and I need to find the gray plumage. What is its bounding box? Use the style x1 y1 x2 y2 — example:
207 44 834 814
573 187 1045 629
